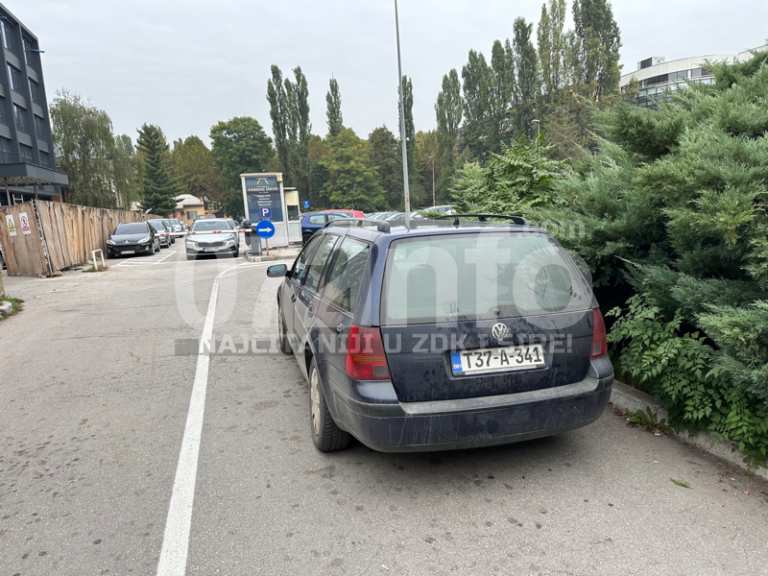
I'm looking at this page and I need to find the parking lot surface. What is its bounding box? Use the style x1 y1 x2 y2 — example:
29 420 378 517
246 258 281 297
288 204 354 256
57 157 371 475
1 244 767 576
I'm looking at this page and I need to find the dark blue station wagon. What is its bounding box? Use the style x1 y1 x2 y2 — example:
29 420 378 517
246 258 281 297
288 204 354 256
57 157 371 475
268 216 614 453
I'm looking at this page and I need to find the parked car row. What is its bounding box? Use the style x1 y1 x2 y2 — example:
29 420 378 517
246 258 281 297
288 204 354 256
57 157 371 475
298 206 456 244
106 218 186 258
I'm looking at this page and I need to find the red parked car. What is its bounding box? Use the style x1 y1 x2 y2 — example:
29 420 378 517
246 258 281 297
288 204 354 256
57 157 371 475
321 209 365 219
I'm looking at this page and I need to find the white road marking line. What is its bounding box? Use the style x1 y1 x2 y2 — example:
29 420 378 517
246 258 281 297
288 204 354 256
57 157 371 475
155 262 270 576
155 250 176 265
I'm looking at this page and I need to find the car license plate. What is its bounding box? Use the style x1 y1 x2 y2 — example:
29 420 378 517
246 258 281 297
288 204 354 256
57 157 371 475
121 250 135 255
451 344 545 375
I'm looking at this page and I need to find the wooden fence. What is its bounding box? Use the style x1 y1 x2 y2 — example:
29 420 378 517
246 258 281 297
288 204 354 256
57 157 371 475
0 200 160 276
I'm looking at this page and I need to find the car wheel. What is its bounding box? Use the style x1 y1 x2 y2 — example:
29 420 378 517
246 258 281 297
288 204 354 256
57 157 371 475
278 306 292 354
308 357 351 452
154 242 160 254
233 247 240 258
302 232 313 245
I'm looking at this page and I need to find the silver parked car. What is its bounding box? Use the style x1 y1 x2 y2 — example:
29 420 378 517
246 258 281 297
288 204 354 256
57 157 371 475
185 218 239 260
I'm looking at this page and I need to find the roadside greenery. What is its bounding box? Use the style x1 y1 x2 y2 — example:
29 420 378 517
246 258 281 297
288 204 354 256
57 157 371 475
0 296 23 320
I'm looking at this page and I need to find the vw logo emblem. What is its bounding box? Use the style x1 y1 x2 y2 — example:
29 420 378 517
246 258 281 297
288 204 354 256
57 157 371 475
491 323 509 343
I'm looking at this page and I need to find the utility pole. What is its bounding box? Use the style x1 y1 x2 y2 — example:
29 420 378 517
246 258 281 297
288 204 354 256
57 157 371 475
394 0 410 229
428 156 435 206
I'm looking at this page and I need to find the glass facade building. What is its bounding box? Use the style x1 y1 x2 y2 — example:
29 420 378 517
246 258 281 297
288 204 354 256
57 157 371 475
619 46 764 110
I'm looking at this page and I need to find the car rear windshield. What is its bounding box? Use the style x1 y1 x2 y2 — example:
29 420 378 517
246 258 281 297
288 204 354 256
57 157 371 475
381 232 591 325
191 220 232 232
114 223 148 234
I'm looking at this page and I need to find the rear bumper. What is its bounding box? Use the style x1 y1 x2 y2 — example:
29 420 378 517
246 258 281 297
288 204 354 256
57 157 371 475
329 360 613 453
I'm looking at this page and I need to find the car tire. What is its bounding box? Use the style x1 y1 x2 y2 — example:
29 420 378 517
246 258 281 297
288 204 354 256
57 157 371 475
309 357 351 452
302 232 313 245
154 242 160 254
233 247 240 258
278 306 292 354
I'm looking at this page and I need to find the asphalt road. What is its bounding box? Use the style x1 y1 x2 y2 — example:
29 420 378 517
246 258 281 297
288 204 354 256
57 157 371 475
1 242 767 576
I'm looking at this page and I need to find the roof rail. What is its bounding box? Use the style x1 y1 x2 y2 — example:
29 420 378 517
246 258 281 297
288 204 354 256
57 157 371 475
434 214 529 226
326 218 391 233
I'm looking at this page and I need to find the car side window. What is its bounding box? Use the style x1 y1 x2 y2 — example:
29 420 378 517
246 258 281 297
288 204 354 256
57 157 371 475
303 235 339 293
308 215 325 224
327 214 346 222
324 238 371 313
292 236 322 283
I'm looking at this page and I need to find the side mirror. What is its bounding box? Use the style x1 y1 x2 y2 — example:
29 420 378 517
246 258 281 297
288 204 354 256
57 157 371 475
242 220 251 228
267 264 288 278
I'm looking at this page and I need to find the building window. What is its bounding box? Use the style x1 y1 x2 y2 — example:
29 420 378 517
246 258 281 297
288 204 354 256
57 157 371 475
7 64 22 92
23 37 35 68
0 97 6 125
1 20 15 53
186 211 198 220
39 150 50 167
34 115 46 139
13 104 27 132
19 144 34 163
29 79 42 104
0 137 12 163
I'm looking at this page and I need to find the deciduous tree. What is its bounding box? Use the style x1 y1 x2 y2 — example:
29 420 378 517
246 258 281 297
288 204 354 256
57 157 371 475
326 78 344 138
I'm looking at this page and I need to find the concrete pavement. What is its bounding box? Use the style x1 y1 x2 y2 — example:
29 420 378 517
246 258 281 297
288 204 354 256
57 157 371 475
0 242 766 576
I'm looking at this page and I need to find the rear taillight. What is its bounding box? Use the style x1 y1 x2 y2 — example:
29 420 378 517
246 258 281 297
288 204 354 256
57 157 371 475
345 326 391 381
591 308 607 358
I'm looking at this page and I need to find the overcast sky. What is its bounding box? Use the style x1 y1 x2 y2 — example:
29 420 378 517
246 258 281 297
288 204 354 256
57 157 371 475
15 0 768 147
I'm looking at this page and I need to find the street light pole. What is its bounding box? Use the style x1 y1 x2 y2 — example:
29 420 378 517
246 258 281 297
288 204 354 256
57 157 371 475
394 0 410 229
531 119 541 145
428 156 435 206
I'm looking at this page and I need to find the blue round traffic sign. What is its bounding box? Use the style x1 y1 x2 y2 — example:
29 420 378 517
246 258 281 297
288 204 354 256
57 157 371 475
255 220 276 239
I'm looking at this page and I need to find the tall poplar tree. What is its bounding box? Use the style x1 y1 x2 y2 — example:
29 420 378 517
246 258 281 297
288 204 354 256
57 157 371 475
461 50 492 158
398 75 415 173
572 0 622 104
488 39 515 153
435 69 463 158
512 17 540 138
326 78 344 137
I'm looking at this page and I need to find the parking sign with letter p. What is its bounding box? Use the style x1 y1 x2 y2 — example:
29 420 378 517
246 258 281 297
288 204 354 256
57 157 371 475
260 207 272 220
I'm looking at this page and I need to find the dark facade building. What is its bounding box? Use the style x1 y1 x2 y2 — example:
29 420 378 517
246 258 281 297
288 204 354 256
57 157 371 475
0 2 67 207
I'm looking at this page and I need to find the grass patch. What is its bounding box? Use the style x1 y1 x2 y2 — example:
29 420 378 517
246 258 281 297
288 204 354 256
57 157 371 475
0 296 23 320
82 264 108 273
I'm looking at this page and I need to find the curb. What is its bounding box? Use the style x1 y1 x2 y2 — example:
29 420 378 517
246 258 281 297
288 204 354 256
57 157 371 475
610 381 768 481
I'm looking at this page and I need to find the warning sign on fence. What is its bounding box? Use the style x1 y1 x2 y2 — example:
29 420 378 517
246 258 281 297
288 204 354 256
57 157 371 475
19 212 31 235
5 214 16 236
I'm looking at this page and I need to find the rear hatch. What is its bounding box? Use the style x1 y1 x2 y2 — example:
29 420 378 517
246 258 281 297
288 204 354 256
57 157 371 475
379 231 595 403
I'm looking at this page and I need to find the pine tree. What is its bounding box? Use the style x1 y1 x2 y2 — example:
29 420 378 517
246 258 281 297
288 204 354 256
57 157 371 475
326 78 343 137
136 124 178 215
